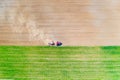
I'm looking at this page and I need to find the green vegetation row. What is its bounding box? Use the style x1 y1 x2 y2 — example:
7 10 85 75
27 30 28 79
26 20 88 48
0 46 120 80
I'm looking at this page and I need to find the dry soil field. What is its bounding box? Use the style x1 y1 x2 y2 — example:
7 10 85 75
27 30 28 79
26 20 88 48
0 0 120 46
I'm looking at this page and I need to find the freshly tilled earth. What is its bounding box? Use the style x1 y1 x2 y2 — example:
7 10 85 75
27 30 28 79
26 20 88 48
0 0 120 46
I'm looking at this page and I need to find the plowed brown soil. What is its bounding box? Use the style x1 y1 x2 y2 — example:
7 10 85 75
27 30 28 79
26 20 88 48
0 0 120 46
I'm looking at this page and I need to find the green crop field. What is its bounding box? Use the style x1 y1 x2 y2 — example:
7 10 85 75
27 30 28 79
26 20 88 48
0 46 120 80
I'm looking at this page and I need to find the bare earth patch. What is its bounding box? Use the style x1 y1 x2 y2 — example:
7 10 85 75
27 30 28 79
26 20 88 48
0 0 120 46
